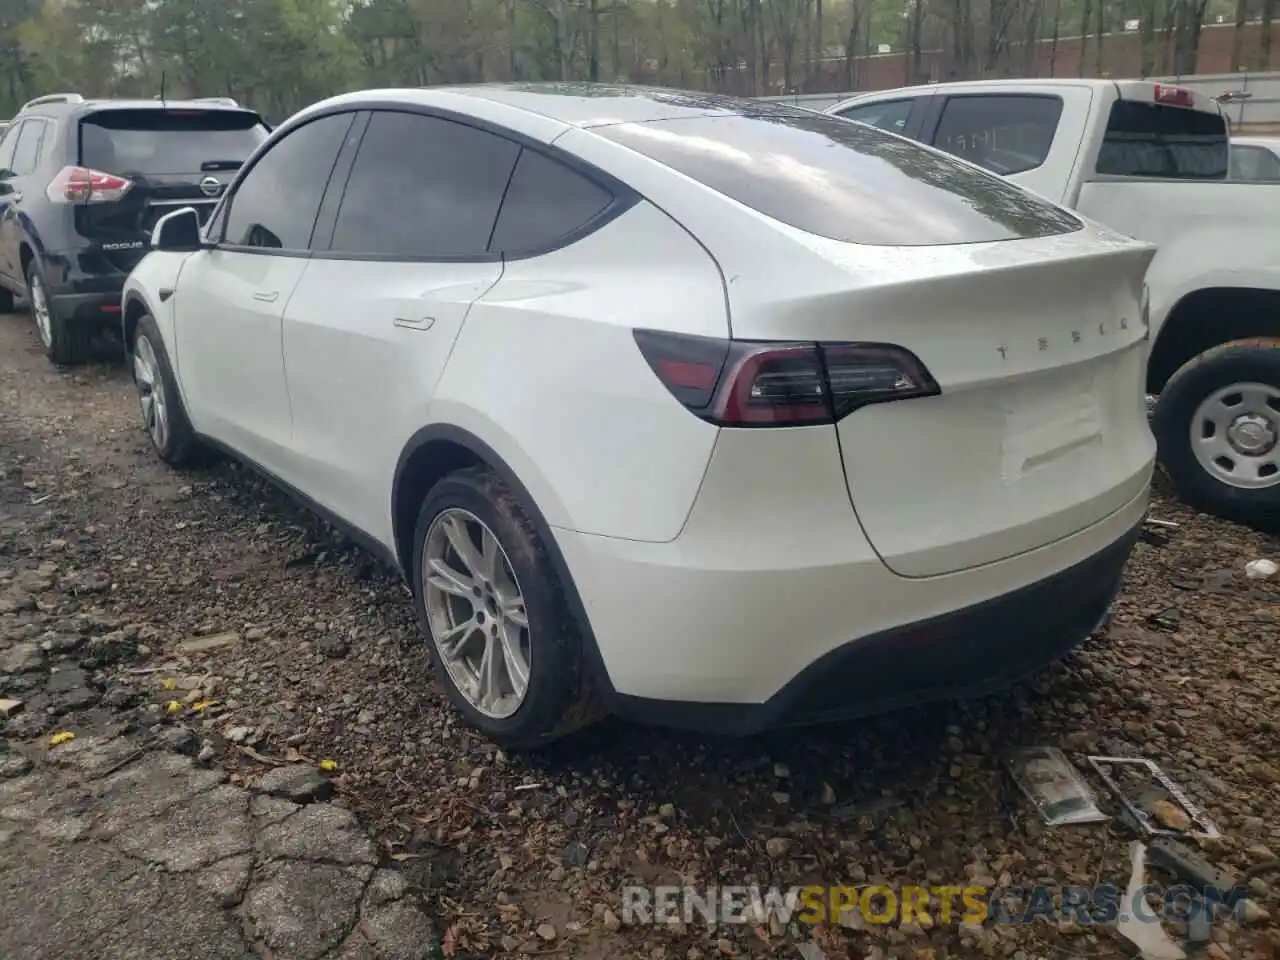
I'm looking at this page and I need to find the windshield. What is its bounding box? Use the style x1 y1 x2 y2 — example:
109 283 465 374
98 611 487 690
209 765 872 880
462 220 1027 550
80 109 269 176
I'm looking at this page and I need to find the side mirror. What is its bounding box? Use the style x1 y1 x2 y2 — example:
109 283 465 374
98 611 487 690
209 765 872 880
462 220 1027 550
151 207 204 252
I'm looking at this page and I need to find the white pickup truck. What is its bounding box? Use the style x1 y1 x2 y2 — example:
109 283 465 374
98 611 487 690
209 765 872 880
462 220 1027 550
827 79 1280 530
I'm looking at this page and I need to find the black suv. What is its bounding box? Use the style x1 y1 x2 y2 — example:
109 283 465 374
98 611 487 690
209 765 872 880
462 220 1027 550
0 93 270 364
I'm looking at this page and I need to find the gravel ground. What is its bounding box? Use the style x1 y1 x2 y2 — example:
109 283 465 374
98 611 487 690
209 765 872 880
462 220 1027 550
2 308 1279 960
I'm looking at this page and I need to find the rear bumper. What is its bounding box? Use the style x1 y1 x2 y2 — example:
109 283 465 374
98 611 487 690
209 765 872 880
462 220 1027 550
553 426 1151 736
607 521 1137 735
50 290 123 328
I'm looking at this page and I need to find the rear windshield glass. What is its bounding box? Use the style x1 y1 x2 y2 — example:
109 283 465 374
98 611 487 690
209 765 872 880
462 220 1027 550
79 109 269 176
593 109 1082 246
1095 101 1228 179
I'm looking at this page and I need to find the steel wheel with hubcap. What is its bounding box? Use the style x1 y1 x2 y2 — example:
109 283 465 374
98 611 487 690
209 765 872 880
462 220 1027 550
1154 338 1280 531
1189 382 1280 490
422 507 531 719
30 273 52 350
133 334 170 452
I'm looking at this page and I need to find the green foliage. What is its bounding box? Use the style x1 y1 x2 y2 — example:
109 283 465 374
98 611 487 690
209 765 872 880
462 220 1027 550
0 0 1272 118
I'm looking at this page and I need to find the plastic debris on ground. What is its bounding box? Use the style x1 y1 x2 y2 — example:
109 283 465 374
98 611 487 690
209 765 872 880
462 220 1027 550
1117 840 1186 960
1005 746 1109 825
1244 558 1278 579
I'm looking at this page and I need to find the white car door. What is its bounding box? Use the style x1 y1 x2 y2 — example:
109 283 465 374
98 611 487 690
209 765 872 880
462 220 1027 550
173 111 360 472
279 109 520 544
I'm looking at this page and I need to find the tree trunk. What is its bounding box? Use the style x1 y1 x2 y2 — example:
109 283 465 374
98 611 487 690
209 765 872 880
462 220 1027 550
1231 0 1248 72
814 0 823 90
1094 0 1104 74
588 0 599 80
1262 0 1276 69
1139 0 1158 76
1077 0 1092 77
1048 0 1062 76
844 0 859 89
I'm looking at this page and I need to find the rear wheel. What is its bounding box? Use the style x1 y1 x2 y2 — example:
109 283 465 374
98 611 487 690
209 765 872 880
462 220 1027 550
1153 338 1280 531
129 314 209 467
411 468 601 749
27 261 92 366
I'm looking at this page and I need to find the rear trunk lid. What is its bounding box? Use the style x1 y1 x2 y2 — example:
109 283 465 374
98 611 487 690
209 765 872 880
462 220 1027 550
741 232 1157 578
75 107 268 271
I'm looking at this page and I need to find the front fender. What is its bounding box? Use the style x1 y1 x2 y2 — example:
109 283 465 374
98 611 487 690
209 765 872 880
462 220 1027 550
121 250 195 351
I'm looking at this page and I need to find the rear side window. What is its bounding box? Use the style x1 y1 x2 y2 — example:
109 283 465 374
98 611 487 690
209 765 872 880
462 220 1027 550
1095 101 1228 179
328 111 519 259
488 148 613 255
594 110 1081 246
79 109 269 176
931 95 1062 175
835 99 916 135
223 113 354 251
0 122 25 172
1229 144 1280 182
10 120 48 175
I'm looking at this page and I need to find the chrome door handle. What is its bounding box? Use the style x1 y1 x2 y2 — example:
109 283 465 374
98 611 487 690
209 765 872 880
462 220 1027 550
252 290 279 303
393 316 435 331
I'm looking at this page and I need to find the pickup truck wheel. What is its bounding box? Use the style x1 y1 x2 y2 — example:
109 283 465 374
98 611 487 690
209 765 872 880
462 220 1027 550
1153 338 1280 530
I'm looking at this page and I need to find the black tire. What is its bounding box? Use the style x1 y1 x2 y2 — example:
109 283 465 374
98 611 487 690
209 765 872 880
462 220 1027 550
27 260 92 366
411 467 602 749
0 286 14 313
129 314 209 468
1152 337 1280 531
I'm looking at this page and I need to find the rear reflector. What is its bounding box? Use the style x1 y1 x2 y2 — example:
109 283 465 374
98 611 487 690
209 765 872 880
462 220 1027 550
1154 84 1195 108
47 166 132 204
633 329 939 427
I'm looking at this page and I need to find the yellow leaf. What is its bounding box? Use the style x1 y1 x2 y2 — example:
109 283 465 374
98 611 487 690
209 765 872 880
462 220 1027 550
166 700 183 713
49 731 75 746
191 700 218 712
162 678 175 690
318 759 338 771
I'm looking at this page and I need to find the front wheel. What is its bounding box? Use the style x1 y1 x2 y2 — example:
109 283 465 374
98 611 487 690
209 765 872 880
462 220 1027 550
411 467 601 749
129 314 209 468
1153 338 1280 531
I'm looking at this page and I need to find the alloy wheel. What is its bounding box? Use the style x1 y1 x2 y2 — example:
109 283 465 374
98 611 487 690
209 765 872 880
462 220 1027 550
30 274 52 349
1190 381 1280 489
132 335 170 451
421 508 531 719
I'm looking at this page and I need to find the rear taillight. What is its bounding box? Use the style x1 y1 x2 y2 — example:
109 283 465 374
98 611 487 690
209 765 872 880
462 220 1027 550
46 166 132 204
633 329 939 427
1154 84 1195 108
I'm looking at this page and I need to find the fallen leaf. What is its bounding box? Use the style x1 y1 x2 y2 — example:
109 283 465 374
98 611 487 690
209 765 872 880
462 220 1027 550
49 731 75 746
190 700 218 711
166 700 183 713
319 759 338 771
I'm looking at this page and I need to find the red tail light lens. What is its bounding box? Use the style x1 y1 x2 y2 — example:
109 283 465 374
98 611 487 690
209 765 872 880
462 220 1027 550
46 166 132 204
633 329 939 427
1154 84 1195 108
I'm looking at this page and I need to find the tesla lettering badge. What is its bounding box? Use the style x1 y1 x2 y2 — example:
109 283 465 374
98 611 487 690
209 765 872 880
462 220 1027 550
199 177 221 197
1038 338 1049 352
1099 322 1108 335
997 345 1008 359
1071 330 1081 343
1120 317 1129 330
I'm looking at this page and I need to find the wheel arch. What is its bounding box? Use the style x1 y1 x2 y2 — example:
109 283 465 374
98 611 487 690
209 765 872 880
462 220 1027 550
122 291 152 348
390 423 617 698
1147 286 1280 394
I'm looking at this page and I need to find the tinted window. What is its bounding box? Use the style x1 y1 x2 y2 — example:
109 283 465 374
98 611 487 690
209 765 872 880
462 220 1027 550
1096 101 1228 179
328 111 519 259
836 99 916 135
223 113 354 251
1229 144 1280 182
10 120 48 175
0 122 23 173
489 148 613 255
594 109 1081 247
80 109 268 176
932 95 1062 175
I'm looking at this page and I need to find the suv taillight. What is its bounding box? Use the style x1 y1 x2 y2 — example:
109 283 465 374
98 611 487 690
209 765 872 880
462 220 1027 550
633 329 939 427
46 166 132 204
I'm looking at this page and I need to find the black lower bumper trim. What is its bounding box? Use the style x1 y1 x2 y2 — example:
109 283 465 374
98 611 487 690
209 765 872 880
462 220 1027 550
608 524 1140 736
52 291 123 327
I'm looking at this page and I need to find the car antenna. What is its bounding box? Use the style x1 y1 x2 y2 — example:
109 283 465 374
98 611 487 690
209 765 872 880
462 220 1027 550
158 71 167 111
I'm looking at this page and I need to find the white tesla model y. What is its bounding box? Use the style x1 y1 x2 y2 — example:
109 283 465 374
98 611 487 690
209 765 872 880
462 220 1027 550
122 84 1157 747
